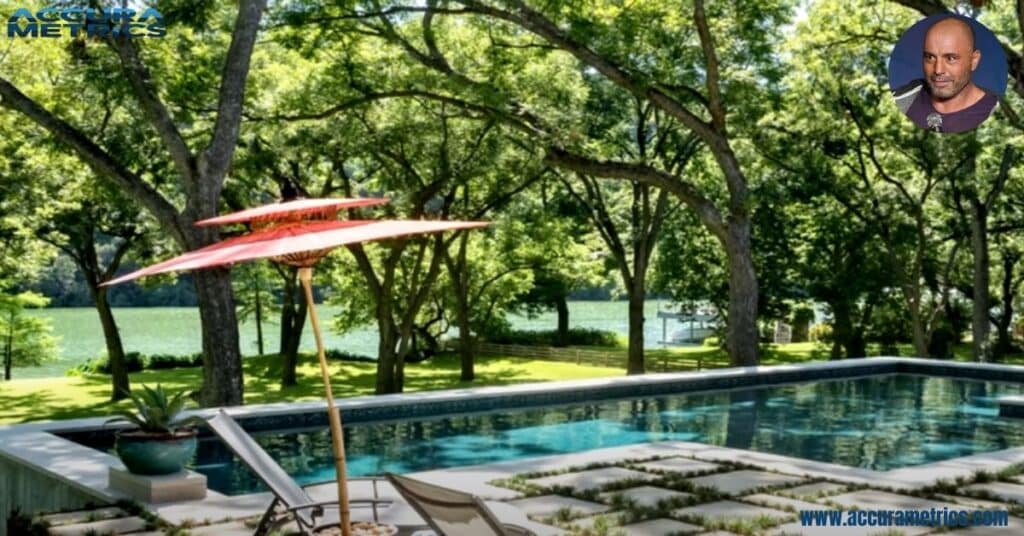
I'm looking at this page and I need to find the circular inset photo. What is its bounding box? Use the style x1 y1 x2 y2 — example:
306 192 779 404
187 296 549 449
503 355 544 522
889 14 1007 134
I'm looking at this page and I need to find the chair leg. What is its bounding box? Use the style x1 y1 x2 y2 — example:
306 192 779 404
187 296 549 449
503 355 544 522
254 497 281 536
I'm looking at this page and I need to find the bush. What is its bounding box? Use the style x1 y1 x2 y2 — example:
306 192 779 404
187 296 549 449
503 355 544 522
702 336 721 347
147 353 203 370
69 351 201 375
325 349 376 362
809 323 833 343
483 328 621 348
79 352 145 374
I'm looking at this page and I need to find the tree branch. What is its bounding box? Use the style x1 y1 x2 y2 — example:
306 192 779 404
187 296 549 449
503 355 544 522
202 0 268 188
545 146 726 240
109 37 195 188
694 0 725 132
0 78 185 242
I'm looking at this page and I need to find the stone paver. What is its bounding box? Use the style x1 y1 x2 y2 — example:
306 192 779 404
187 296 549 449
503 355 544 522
566 511 624 530
948 516 1024 535
673 500 791 524
187 521 255 535
506 494 611 520
599 485 693 508
779 482 847 499
620 518 702 535
770 520 932 535
935 494 1011 510
742 493 822 512
825 489 961 511
48 516 148 536
962 481 1024 503
38 507 126 527
527 467 656 492
636 457 720 475
687 470 804 496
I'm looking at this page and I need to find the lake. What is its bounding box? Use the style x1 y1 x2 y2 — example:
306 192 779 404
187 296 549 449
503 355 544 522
21 300 684 378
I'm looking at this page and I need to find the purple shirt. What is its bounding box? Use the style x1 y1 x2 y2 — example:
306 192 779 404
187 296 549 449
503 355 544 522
906 85 998 133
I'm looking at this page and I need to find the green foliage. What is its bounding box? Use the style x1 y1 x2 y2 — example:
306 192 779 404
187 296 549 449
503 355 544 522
0 292 59 378
702 336 721 348
144 353 204 371
105 384 204 435
808 324 833 343
324 349 375 362
72 352 201 375
482 328 622 348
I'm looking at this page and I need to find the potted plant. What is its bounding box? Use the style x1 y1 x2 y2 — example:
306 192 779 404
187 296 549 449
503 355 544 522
106 384 205 475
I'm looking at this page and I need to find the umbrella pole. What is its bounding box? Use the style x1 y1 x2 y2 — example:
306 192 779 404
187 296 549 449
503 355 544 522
298 267 351 536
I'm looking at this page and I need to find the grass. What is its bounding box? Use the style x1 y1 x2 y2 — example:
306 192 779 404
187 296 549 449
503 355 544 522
0 351 623 424
5 339 1020 425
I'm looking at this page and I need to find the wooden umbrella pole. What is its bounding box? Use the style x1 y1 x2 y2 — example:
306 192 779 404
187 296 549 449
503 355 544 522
298 267 351 536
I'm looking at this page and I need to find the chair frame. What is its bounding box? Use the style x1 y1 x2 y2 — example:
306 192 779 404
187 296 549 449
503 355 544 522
205 409 391 535
385 473 533 536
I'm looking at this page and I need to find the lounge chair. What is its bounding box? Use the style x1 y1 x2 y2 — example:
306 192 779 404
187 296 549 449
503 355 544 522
205 409 392 535
385 473 564 536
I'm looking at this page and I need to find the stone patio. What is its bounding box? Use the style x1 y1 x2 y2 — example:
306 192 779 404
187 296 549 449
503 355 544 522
686 469 806 496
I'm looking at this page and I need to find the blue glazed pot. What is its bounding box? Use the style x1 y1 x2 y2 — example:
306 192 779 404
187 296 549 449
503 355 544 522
115 430 197 475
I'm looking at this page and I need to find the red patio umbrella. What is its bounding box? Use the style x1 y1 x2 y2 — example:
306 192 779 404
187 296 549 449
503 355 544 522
104 197 486 536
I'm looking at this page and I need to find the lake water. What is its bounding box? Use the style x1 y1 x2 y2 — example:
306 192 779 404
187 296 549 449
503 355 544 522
22 300 684 378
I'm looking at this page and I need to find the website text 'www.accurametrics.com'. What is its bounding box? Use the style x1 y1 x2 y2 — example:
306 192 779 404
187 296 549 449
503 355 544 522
799 508 1010 528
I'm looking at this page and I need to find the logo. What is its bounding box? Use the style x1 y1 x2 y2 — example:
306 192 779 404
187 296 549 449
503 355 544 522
7 6 166 38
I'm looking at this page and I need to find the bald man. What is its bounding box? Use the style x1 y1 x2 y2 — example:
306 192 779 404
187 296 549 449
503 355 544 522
893 16 998 133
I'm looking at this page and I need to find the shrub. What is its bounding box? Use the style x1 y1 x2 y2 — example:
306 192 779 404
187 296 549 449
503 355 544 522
702 336 720 347
147 353 203 370
809 323 833 343
80 352 145 374
483 328 621 348
325 349 376 362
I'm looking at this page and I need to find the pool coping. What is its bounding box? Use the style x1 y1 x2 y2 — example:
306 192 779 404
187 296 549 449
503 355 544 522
4 356 1024 517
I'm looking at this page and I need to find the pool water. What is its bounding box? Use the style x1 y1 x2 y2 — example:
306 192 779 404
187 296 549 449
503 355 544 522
193 374 1024 495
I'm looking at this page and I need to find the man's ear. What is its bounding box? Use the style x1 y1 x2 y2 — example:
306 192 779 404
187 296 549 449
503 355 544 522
971 49 981 71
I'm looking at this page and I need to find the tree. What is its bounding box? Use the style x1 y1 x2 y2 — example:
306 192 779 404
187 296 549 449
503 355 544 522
279 0 794 366
35 178 148 401
0 1 268 405
0 292 58 381
233 263 280 357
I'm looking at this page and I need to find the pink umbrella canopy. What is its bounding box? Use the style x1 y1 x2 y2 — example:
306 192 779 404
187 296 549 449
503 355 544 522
103 218 486 286
103 197 486 536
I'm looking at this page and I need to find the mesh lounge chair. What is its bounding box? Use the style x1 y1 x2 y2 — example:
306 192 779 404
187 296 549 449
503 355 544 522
386 473 564 536
206 409 392 535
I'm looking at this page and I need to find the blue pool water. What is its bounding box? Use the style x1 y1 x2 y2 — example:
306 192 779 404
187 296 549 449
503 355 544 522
188 374 1024 494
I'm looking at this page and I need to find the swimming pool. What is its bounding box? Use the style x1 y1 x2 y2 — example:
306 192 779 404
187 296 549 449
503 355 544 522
180 374 1024 495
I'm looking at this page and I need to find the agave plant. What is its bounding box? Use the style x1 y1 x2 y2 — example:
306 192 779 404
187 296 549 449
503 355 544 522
106 384 205 435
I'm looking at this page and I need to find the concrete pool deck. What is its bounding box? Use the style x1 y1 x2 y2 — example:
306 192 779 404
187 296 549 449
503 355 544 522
6 356 1024 535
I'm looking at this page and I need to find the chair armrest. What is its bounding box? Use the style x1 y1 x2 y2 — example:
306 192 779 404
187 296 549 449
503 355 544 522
285 498 392 514
301 476 385 498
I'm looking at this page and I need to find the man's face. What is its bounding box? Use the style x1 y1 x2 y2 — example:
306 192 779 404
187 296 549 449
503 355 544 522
923 19 981 100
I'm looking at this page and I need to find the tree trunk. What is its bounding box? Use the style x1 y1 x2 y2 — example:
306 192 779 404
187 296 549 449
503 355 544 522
724 218 759 366
908 295 929 358
969 199 991 362
995 252 1019 358
95 288 130 401
830 300 853 360
278 268 304 387
3 311 12 381
456 282 473 382
375 299 399 394
626 285 645 374
254 279 264 356
554 295 570 347
193 268 244 406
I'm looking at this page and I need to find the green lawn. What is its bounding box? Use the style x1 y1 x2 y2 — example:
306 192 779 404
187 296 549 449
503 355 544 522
4 341 1021 425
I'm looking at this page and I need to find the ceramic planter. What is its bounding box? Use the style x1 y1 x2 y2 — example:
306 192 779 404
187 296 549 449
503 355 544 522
114 429 197 475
